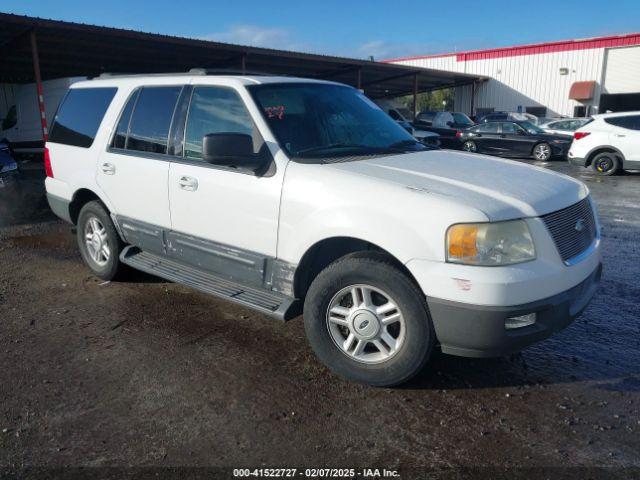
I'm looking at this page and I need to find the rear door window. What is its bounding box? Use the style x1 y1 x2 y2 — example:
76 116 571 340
49 87 117 148
126 86 182 154
477 122 499 133
605 115 640 131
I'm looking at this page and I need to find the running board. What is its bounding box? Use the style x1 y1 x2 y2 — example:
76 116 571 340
120 246 301 321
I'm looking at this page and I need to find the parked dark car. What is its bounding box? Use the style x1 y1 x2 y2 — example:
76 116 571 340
475 111 540 124
413 111 474 149
457 121 571 161
0 142 19 178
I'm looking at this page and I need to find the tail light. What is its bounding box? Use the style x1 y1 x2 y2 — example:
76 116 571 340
573 132 590 140
44 146 54 178
455 131 462 138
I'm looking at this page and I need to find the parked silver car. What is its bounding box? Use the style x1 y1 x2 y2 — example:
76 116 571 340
539 118 590 136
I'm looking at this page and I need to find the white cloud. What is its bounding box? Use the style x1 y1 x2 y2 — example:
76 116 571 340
202 25 299 51
202 25 436 60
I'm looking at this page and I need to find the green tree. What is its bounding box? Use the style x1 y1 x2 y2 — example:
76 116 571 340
399 88 454 114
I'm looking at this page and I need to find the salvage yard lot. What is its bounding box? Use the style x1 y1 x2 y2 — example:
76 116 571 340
1 161 639 471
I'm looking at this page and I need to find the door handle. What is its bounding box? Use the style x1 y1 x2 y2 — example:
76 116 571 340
101 163 116 175
178 176 198 191
614 134 626 137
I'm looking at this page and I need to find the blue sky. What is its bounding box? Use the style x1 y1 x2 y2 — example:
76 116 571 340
4 0 640 60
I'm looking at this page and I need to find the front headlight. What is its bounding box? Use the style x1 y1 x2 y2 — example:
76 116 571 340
446 220 536 266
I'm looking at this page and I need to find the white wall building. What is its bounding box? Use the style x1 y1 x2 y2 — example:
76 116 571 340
387 33 640 118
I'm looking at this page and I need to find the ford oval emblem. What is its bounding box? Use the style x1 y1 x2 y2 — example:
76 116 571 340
575 218 586 232
359 319 370 329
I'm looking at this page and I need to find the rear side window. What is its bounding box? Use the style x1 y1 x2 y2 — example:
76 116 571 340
49 87 117 148
111 90 139 149
477 122 499 133
605 115 640 131
126 86 182 154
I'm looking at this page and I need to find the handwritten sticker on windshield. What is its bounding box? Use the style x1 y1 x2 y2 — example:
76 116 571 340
265 105 285 120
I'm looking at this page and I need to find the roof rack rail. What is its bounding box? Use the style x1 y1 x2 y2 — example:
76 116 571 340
95 71 199 79
188 68 279 76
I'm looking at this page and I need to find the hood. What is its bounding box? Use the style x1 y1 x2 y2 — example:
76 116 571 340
326 151 588 221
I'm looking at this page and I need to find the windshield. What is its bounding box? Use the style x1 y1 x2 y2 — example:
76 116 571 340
249 83 426 161
519 121 545 134
451 112 474 126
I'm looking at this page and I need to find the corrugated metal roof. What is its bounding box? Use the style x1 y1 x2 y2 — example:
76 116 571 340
385 32 640 63
0 12 482 98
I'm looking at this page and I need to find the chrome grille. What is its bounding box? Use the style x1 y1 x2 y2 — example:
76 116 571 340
541 197 597 263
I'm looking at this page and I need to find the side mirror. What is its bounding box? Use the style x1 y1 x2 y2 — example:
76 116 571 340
202 132 256 165
446 121 454 127
517 129 526 136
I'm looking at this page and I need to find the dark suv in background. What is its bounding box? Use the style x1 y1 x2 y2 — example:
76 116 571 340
413 111 475 149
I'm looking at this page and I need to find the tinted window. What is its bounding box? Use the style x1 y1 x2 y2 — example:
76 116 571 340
111 90 139 149
416 111 435 123
605 115 640 131
2 105 17 130
477 122 499 133
501 122 523 134
388 109 402 121
126 86 182 154
184 86 255 160
49 88 117 148
451 112 474 127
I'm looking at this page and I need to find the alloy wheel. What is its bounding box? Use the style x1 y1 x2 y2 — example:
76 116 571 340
534 143 551 161
463 141 477 152
84 216 110 267
326 284 406 364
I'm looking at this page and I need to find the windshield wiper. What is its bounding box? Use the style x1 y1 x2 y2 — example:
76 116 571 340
295 143 384 157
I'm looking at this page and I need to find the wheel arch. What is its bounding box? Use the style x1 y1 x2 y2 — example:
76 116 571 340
585 146 625 167
292 236 420 300
68 188 111 225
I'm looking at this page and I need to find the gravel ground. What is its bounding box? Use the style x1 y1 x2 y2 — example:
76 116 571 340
0 161 639 477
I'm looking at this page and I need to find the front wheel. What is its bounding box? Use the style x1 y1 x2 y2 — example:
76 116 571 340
77 201 127 280
303 253 434 387
532 142 552 161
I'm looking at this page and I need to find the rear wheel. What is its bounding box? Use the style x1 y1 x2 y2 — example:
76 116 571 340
532 142 552 161
77 201 126 280
462 140 478 153
303 253 434 387
592 152 620 176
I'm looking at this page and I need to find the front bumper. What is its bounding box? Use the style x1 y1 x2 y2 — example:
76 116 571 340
427 263 602 357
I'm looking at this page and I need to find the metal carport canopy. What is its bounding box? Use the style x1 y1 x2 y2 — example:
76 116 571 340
0 12 482 100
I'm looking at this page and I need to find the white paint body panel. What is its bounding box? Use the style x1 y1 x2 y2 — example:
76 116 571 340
46 74 600 309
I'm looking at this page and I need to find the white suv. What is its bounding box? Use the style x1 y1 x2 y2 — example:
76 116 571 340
568 111 640 175
45 72 602 386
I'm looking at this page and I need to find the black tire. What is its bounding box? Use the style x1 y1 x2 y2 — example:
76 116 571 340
303 253 434 387
532 142 552 161
462 140 478 153
76 200 126 280
591 152 620 176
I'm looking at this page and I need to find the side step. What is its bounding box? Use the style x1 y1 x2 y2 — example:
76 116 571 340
120 246 301 321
